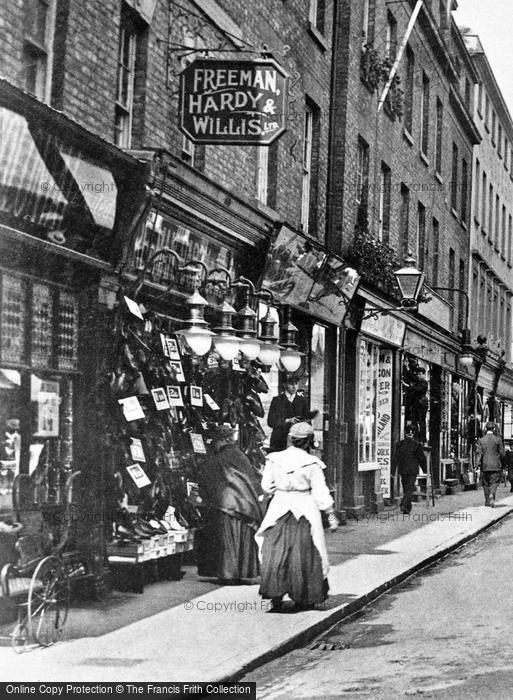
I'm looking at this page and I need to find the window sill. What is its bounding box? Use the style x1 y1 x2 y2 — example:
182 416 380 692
504 162 509 171
485 124 490 133
419 151 429 167
451 207 459 220
498 152 503 160
435 171 443 184
481 226 487 237
494 245 500 253
508 261 512 269
474 216 480 227
308 23 327 51
501 253 506 261
403 128 414 146
477 108 483 119
461 221 468 231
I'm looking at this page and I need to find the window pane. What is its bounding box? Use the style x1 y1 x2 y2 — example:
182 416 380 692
0 370 22 512
1 274 28 365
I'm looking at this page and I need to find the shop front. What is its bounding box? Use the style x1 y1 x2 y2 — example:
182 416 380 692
0 80 149 604
402 328 473 492
100 185 349 590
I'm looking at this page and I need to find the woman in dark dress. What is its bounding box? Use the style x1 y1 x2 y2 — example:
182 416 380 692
197 424 264 584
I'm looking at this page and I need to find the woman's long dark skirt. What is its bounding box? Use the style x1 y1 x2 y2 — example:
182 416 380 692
196 509 260 581
259 512 328 606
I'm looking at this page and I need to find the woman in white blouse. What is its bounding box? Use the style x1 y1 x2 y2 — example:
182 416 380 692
255 421 339 611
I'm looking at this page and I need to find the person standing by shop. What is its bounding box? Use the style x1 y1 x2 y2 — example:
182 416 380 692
267 374 310 451
503 442 513 493
255 421 339 611
196 424 264 584
392 426 427 515
476 422 505 507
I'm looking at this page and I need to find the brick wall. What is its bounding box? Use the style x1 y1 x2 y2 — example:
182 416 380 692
0 0 335 243
331 0 473 311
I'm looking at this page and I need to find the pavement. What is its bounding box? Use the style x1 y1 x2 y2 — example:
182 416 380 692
0 484 512 682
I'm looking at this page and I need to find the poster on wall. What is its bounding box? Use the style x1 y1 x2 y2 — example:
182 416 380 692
377 349 393 498
33 379 60 437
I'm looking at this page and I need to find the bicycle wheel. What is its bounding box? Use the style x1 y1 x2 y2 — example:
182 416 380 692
28 556 70 647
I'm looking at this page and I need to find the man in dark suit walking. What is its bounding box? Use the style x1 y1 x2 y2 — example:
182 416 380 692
476 422 505 507
392 426 427 515
267 374 310 451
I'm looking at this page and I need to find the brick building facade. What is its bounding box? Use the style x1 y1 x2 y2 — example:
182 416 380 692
0 0 512 570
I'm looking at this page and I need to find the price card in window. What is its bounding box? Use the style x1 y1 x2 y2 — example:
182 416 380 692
166 337 181 360
151 388 170 410
204 393 220 411
190 433 207 453
167 385 184 407
130 438 146 462
190 385 203 407
160 333 170 357
118 396 145 422
123 296 144 320
170 360 186 383
126 464 151 488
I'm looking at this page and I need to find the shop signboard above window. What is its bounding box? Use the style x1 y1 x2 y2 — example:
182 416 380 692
179 59 288 145
131 210 245 297
260 224 360 326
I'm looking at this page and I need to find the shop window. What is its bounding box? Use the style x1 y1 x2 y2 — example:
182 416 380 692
358 340 379 469
0 271 78 513
402 356 429 444
450 376 469 460
0 272 78 371
0 369 73 513
130 210 245 290
440 371 451 459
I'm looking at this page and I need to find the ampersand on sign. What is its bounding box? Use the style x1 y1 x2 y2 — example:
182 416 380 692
263 99 276 115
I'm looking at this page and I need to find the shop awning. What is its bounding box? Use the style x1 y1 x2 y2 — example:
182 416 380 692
0 79 150 265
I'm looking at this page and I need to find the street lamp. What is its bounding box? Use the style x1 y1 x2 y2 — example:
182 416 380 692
394 254 425 307
360 254 426 319
279 305 303 373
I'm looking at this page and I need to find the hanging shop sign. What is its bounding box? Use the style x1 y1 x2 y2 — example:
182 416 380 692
179 58 288 145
